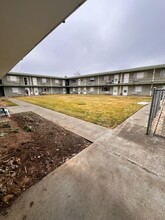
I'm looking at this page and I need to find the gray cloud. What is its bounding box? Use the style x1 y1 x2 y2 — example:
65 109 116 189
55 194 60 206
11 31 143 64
12 0 165 76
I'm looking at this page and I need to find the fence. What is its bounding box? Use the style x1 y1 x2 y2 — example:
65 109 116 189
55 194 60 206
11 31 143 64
146 88 165 135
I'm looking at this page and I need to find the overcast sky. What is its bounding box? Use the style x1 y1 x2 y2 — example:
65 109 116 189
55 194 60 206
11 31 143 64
12 0 165 77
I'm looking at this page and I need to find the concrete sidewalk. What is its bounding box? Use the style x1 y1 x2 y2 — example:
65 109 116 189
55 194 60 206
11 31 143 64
8 98 109 142
1 99 165 220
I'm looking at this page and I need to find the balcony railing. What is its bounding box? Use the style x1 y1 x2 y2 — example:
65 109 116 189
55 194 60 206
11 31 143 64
2 77 165 87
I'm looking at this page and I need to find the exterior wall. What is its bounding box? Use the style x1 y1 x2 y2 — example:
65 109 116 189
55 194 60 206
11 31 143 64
4 87 25 97
2 65 165 97
127 85 151 96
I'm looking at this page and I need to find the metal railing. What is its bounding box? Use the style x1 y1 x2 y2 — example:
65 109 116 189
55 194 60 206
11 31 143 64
146 88 165 134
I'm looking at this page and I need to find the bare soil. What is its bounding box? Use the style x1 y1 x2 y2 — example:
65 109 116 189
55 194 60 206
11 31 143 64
0 112 91 215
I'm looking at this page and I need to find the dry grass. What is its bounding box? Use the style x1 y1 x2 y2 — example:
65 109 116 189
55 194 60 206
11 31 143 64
0 98 17 107
18 95 151 128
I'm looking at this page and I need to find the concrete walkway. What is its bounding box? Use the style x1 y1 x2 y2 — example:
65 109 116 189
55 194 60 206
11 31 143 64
1 99 165 220
8 98 109 142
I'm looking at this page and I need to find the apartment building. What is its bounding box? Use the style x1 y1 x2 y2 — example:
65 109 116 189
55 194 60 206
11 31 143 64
0 64 165 97
0 73 66 97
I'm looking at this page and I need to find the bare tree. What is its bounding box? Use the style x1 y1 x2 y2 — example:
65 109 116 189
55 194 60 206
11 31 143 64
74 71 81 76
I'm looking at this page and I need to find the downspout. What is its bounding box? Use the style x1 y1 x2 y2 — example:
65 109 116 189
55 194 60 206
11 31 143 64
150 68 155 96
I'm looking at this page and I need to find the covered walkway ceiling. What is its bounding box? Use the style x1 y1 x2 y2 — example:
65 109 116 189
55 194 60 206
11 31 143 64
0 0 86 79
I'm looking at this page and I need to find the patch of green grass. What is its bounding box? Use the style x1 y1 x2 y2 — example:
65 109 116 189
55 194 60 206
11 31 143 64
18 95 151 128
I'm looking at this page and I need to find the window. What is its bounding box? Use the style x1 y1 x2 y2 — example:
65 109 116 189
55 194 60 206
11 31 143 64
24 77 28 85
136 72 144 79
73 88 76 92
71 79 77 84
90 87 94 92
104 76 110 81
135 86 142 92
55 79 59 84
42 88 49 92
160 69 165 77
8 76 18 82
102 87 110 91
12 88 19 93
89 77 95 82
33 78 38 85
42 78 47 83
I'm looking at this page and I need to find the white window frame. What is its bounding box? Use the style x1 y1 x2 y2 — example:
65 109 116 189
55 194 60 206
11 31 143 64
135 86 142 92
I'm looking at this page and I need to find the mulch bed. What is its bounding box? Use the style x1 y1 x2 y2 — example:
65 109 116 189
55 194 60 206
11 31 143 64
0 112 91 215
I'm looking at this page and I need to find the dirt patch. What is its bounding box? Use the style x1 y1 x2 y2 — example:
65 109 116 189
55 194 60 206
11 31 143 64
0 112 91 215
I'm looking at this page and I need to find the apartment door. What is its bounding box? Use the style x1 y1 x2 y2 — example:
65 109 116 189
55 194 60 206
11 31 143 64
78 87 81 94
123 86 128 96
34 88 39 95
123 74 129 83
78 79 81 86
113 86 118 95
24 77 29 85
33 78 38 85
114 75 119 84
83 87 87 94
25 88 30 96
0 87 4 96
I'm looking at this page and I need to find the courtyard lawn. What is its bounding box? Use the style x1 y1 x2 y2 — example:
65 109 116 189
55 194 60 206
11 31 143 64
0 98 17 107
18 95 151 128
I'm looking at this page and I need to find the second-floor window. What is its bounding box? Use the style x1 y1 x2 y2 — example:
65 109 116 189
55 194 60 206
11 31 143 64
55 79 59 84
160 69 165 77
24 77 28 85
136 72 144 79
42 78 47 83
71 79 77 84
88 77 95 82
104 76 110 82
8 76 19 82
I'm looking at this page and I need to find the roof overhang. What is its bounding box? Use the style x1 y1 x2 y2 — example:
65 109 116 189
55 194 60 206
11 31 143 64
0 0 86 79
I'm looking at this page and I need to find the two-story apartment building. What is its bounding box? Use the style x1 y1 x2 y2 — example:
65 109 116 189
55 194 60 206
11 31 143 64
0 73 66 97
1 64 165 97
68 64 165 96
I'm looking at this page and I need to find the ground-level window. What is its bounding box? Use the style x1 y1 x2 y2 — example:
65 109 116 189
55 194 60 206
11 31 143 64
90 87 94 92
12 87 19 93
135 86 142 92
102 87 110 91
73 88 76 92
42 88 49 92
136 72 145 79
